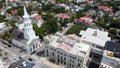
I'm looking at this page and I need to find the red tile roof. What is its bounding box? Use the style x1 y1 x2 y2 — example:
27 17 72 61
77 16 93 24
57 43 72 52
80 4 86 7
98 6 112 11
55 13 70 19
34 15 41 19
11 9 17 14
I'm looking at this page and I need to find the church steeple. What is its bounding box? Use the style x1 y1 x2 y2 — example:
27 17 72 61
23 6 29 17
23 6 38 42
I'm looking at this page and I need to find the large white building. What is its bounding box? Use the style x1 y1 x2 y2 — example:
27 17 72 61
44 32 91 68
11 6 41 53
99 41 120 68
0 59 4 68
79 28 111 63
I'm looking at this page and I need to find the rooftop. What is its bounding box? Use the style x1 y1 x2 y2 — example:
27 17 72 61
105 41 120 58
9 58 34 68
10 29 40 45
55 13 70 19
98 6 112 11
44 33 90 57
77 16 93 24
80 28 111 47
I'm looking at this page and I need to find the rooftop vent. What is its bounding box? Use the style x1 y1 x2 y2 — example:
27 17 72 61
92 31 97 37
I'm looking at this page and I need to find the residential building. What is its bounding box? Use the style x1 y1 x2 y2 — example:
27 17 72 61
98 6 113 12
11 6 41 53
75 0 93 4
0 22 10 35
0 59 4 68
76 16 93 25
99 41 120 68
44 32 91 68
79 28 111 63
30 13 44 27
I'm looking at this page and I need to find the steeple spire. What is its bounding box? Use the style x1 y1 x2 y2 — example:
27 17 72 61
23 6 29 17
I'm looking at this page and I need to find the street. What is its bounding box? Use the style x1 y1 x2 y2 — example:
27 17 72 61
61 23 74 34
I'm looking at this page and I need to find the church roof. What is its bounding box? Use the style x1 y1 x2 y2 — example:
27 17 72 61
10 30 40 46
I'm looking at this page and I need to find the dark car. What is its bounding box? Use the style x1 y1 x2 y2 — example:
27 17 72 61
28 58 33 61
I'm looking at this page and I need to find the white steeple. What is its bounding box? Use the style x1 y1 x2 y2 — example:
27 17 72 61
23 6 38 43
23 6 29 17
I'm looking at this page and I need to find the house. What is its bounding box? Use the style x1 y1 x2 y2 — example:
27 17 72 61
30 13 44 27
10 9 17 15
44 32 91 68
55 13 70 22
76 16 93 25
87 9 97 16
99 41 120 68
0 22 10 35
115 11 120 18
75 0 93 4
79 28 111 63
98 6 112 12
10 6 41 53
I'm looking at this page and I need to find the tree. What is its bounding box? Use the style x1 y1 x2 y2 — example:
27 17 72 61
42 13 53 20
6 19 16 28
0 49 2 53
84 4 93 12
66 24 87 35
4 52 8 56
17 8 24 16
53 7 66 13
110 18 120 29
42 4 53 10
76 10 84 18
0 1 3 9
27 3 33 12
2 32 10 41
0 15 5 22
32 18 61 37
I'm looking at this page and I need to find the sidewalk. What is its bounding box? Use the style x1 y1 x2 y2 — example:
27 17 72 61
40 57 64 68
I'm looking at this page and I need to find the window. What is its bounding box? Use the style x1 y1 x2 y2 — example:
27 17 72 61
46 50 48 52
78 63 80 67
52 52 54 56
64 62 66 65
47 54 49 57
64 58 66 61
96 46 103 49
72 65 74 67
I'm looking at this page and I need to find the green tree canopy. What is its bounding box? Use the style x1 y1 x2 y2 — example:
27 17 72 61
33 18 61 37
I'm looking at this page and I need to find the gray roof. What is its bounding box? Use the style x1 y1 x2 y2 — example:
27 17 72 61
105 41 120 57
9 58 35 68
10 29 40 46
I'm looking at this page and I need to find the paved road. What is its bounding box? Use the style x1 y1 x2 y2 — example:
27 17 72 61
61 23 74 34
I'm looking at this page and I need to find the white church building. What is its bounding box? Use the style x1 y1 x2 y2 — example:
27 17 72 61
11 6 41 53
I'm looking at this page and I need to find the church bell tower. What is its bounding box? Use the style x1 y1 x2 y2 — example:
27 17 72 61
23 6 38 42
